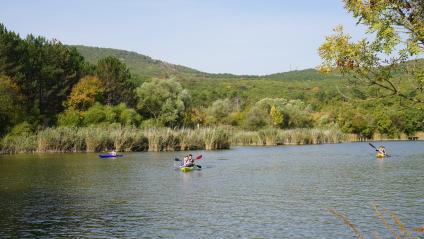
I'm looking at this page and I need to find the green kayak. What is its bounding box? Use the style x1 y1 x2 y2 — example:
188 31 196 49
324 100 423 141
180 166 194 172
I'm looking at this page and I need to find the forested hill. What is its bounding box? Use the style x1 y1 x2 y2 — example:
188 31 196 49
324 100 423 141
71 45 339 81
72 45 205 79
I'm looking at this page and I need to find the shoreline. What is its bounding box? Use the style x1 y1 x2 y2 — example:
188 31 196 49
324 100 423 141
1 126 422 154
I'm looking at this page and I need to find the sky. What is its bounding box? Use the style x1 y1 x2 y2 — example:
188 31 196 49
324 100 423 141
1 0 368 75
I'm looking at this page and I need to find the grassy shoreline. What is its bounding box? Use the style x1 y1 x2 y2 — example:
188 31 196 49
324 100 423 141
0 126 421 154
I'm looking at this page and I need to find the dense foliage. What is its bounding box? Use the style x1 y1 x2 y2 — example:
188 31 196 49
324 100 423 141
65 75 104 111
136 78 191 127
0 23 88 131
96 56 136 106
319 0 424 105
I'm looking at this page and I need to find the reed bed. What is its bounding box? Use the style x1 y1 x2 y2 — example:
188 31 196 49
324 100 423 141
108 127 148 152
144 128 179 152
82 127 112 152
231 128 347 146
177 128 204 150
37 127 86 152
200 127 230 150
0 126 231 153
345 131 424 142
231 131 263 146
10 126 417 154
259 128 278 146
143 127 229 151
0 134 37 153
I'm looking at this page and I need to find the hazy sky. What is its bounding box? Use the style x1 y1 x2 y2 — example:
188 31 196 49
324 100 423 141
1 0 367 75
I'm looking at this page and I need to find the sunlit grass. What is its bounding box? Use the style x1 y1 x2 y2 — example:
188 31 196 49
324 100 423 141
231 128 346 146
3 126 419 154
0 126 232 153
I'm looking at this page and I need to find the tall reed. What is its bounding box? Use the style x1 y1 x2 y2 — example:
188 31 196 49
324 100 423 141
177 128 203 150
144 128 182 151
2 126 349 154
231 131 262 146
37 127 85 152
82 127 112 152
110 126 148 152
231 128 346 146
200 127 230 150
0 134 37 153
259 128 278 145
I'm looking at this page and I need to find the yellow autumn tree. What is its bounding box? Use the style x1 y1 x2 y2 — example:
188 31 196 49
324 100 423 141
65 75 104 111
270 105 284 128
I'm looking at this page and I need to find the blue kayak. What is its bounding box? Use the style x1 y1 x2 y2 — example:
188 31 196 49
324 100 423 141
99 154 124 158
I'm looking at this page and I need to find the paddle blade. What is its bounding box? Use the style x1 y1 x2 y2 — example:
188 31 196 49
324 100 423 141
369 143 377 149
174 157 180 161
196 155 203 160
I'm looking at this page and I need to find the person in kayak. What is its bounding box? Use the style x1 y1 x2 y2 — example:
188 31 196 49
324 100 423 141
182 155 190 167
183 154 194 167
110 149 117 156
188 154 195 166
377 145 386 155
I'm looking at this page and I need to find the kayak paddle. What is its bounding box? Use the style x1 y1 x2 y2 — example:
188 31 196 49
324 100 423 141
368 143 377 150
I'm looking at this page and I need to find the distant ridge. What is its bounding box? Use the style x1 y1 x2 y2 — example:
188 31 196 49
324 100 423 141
71 45 338 81
71 45 205 78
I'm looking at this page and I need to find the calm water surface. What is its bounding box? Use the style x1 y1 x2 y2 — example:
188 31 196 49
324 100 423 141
1 141 423 238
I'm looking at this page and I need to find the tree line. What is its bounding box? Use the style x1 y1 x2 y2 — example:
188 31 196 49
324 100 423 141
1 22 423 144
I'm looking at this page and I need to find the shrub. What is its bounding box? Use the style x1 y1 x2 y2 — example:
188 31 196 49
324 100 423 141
57 109 82 127
83 103 107 125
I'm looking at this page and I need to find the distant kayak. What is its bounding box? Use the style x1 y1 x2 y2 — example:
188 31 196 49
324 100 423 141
376 153 386 158
99 154 124 158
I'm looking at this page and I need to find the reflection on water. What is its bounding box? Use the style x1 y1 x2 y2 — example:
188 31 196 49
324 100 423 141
0 141 423 238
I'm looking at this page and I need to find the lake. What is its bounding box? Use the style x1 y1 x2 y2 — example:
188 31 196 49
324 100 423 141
1 141 423 238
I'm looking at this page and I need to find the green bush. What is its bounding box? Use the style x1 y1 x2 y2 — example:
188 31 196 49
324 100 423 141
83 103 107 125
80 103 142 127
243 106 269 130
136 78 191 127
115 103 142 126
205 98 233 125
8 121 33 136
57 109 82 127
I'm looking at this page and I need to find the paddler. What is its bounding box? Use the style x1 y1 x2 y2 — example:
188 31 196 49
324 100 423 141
377 145 386 156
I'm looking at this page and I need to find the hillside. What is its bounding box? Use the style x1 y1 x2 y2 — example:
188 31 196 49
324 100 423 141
70 45 339 82
68 45 352 107
72 45 205 79
70 45 424 109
